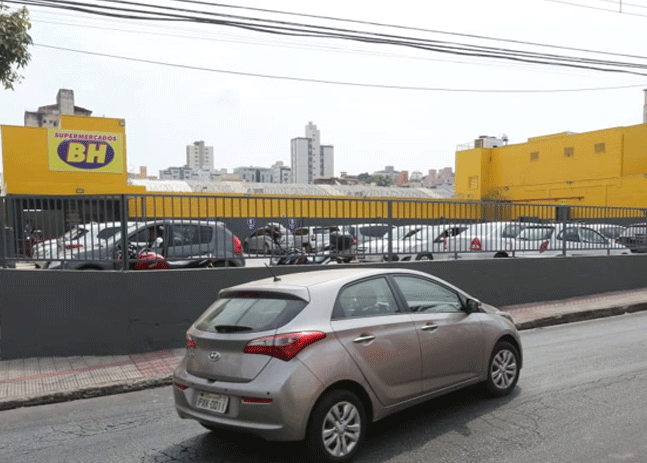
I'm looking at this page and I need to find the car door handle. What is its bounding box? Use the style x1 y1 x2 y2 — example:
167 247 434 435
353 334 376 343
421 323 438 332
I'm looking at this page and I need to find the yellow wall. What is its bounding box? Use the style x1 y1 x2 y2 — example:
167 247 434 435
1 115 144 195
455 123 647 208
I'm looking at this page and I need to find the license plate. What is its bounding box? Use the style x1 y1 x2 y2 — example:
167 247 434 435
195 391 229 414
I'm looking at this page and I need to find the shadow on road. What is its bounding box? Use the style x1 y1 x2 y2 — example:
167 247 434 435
145 384 522 463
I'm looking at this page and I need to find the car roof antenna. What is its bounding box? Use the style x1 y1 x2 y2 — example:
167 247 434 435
265 263 281 282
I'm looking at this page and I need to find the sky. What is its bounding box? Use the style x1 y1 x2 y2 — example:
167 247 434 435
1 0 647 179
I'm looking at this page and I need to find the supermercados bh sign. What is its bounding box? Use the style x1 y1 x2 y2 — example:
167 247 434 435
48 130 124 173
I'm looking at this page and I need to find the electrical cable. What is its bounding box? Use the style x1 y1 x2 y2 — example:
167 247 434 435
35 43 647 93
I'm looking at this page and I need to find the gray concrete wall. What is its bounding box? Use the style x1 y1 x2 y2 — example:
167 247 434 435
2 255 647 359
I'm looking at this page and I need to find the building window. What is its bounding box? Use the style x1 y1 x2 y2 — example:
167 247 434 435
564 147 574 158
469 176 479 190
530 151 539 162
594 143 606 153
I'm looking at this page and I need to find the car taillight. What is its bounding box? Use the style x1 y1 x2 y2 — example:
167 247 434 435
233 235 242 254
470 238 482 251
539 240 549 252
174 382 188 390
352 236 357 246
241 397 273 404
244 331 326 361
185 333 196 349
65 244 83 249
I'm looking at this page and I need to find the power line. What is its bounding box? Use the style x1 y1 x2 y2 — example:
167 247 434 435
10 0 647 76
544 0 647 17
35 43 647 93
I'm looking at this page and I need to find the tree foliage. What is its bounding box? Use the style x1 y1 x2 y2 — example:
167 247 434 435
0 4 32 90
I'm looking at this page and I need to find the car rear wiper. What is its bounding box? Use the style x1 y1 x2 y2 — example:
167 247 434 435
214 325 254 333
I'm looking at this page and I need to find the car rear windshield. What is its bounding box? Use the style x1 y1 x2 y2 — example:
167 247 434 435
518 227 554 240
195 292 308 333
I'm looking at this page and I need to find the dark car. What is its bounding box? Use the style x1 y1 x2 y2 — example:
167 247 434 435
44 219 244 269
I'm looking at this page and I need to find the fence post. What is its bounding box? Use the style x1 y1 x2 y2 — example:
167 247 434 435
120 194 130 271
387 200 393 261
0 198 6 269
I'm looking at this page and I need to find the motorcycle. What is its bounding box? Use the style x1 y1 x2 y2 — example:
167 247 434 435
270 243 334 266
118 243 214 270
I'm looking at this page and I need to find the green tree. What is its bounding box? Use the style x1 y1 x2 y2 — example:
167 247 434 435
371 175 393 187
0 4 32 90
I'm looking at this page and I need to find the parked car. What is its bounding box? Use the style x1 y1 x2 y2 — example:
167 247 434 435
31 221 126 268
390 223 470 261
173 268 522 462
512 223 630 257
291 225 341 252
44 219 244 269
584 223 626 242
360 224 457 262
616 223 647 253
243 223 291 255
336 223 395 261
445 221 539 259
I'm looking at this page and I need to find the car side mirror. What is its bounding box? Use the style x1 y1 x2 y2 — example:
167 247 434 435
465 299 482 313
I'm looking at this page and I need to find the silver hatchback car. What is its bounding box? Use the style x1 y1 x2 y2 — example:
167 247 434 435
173 268 522 462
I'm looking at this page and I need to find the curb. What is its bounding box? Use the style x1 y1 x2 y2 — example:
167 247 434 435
514 302 647 331
0 376 172 411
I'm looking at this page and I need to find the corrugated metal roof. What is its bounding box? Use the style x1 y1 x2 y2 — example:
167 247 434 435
131 179 454 199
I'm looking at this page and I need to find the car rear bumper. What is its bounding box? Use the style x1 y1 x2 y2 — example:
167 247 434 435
172 355 324 441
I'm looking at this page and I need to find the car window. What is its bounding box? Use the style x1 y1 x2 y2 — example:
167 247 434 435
294 228 308 236
172 224 213 245
96 226 122 240
599 227 624 239
337 278 399 318
313 227 331 234
359 225 392 238
579 228 607 244
518 227 553 240
501 224 524 239
393 276 463 313
195 293 307 332
557 228 581 242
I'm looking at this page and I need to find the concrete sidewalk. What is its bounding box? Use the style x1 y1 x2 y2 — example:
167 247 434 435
2 288 647 411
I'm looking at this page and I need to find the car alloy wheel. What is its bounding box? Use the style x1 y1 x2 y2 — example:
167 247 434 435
486 341 520 397
306 390 366 462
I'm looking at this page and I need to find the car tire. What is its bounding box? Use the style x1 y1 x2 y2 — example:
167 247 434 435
494 252 509 258
485 341 520 397
305 389 367 463
416 253 433 261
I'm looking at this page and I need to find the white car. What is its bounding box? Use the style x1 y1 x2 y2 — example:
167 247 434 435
31 221 124 267
366 224 469 262
511 223 630 257
444 221 537 259
357 225 432 262
290 225 340 252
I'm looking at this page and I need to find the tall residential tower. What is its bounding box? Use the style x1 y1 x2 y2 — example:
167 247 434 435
186 141 214 171
290 122 334 184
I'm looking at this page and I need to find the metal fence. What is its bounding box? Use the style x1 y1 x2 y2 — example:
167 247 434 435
1 193 646 269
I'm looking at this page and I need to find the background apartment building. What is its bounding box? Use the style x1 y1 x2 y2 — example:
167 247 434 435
186 140 214 171
24 89 92 128
291 122 334 184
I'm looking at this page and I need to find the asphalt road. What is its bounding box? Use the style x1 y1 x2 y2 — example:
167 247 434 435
1 312 646 463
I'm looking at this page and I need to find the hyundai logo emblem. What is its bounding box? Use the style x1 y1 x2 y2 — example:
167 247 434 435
208 351 221 362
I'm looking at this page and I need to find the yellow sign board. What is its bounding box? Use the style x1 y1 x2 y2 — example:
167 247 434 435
48 130 124 173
